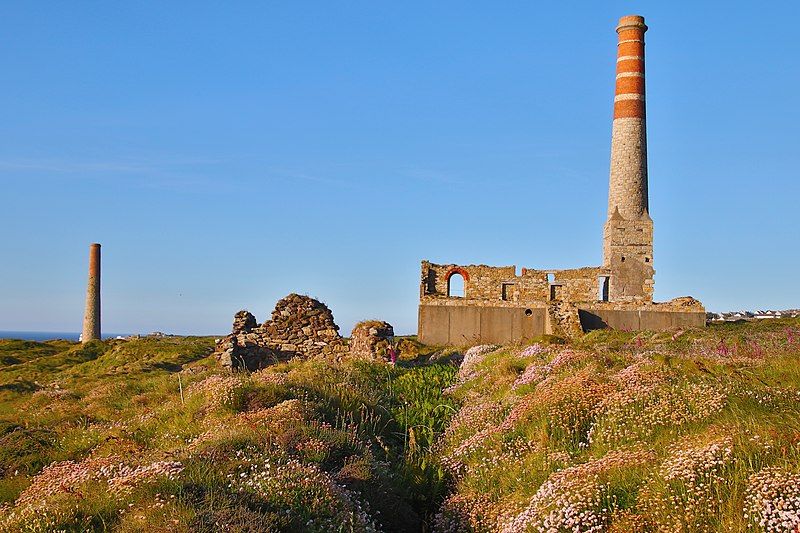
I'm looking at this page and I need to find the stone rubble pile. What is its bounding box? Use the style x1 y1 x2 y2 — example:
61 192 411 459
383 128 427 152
214 294 347 371
349 320 395 361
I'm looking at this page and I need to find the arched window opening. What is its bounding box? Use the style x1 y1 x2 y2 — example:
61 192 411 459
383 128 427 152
448 273 465 298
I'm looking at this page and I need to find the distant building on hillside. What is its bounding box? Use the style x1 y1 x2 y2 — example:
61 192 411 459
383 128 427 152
417 16 705 345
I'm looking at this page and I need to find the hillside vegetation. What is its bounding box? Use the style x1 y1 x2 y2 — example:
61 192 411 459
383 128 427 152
0 319 799 532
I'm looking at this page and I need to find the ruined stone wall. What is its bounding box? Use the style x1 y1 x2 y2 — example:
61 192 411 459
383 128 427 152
215 294 347 370
603 211 654 302
579 297 705 331
349 320 394 361
421 261 517 301
259 294 345 358
530 267 608 303
421 261 609 306
513 269 548 302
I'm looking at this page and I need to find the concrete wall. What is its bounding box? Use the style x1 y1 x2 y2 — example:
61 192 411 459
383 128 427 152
578 307 705 332
418 303 546 345
418 303 705 346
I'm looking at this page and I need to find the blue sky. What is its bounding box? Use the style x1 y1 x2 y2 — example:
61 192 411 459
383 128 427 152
2 1 798 335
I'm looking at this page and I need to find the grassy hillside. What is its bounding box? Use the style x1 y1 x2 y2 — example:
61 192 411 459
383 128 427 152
0 320 798 532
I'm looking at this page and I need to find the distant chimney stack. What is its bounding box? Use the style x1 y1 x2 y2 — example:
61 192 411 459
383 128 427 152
81 243 101 342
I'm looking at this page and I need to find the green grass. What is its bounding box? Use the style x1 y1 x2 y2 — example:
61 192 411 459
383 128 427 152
1 319 799 531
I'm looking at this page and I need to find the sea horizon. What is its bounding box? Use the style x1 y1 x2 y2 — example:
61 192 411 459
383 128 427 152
0 331 135 342
0 331 224 342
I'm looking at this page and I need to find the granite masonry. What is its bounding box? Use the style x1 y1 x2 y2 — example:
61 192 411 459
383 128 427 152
418 15 705 345
81 243 101 343
349 320 395 361
215 294 347 370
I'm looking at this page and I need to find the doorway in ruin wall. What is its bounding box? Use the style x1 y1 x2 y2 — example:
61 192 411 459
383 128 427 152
550 284 564 301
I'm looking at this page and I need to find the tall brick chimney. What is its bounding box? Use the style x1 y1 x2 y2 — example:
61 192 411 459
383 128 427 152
608 15 648 219
603 15 654 302
81 243 101 342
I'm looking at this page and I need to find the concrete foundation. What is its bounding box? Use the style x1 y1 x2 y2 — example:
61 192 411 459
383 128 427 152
578 307 705 331
418 301 704 345
418 303 546 346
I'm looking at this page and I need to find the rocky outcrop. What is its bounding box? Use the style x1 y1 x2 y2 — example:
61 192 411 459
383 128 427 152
214 294 347 370
349 321 395 361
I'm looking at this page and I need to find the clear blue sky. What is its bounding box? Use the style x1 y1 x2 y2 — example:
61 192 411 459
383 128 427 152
2 2 798 335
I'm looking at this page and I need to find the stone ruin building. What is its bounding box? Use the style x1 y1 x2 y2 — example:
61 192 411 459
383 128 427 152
215 294 396 370
418 15 706 345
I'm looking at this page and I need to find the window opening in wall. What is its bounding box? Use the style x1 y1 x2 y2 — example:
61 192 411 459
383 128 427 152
501 283 515 301
550 284 563 301
645 257 650 263
621 256 626 262
547 273 555 284
598 276 610 301
525 308 533 316
447 272 465 298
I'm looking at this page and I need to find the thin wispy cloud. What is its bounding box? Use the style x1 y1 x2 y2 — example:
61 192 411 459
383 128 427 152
0 155 229 193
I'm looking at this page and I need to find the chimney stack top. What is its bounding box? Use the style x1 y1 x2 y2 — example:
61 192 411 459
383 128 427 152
617 15 647 33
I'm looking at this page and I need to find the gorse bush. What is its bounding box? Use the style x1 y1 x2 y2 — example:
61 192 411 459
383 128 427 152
1 317 799 531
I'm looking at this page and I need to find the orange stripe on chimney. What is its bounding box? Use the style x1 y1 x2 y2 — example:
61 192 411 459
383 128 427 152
615 76 645 94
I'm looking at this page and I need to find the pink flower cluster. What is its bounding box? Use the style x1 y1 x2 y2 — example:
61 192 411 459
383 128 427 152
519 343 548 358
433 492 510 532
229 452 379 532
500 449 654 533
13 456 119 509
101 460 184 495
439 400 506 478
0 455 184 530
512 348 585 389
589 379 727 447
455 344 501 384
188 374 244 408
744 467 800 532
504 368 613 442
641 436 733 530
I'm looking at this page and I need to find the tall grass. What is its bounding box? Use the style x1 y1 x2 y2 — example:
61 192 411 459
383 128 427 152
1 318 799 531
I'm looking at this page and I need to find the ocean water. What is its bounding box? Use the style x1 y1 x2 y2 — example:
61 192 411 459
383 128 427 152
0 331 130 342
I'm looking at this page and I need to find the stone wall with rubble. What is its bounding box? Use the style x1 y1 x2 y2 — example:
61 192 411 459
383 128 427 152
420 260 608 305
215 294 347 370
418 260 704 344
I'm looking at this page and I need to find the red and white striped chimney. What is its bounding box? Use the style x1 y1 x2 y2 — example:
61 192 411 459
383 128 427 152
607 15 648 221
